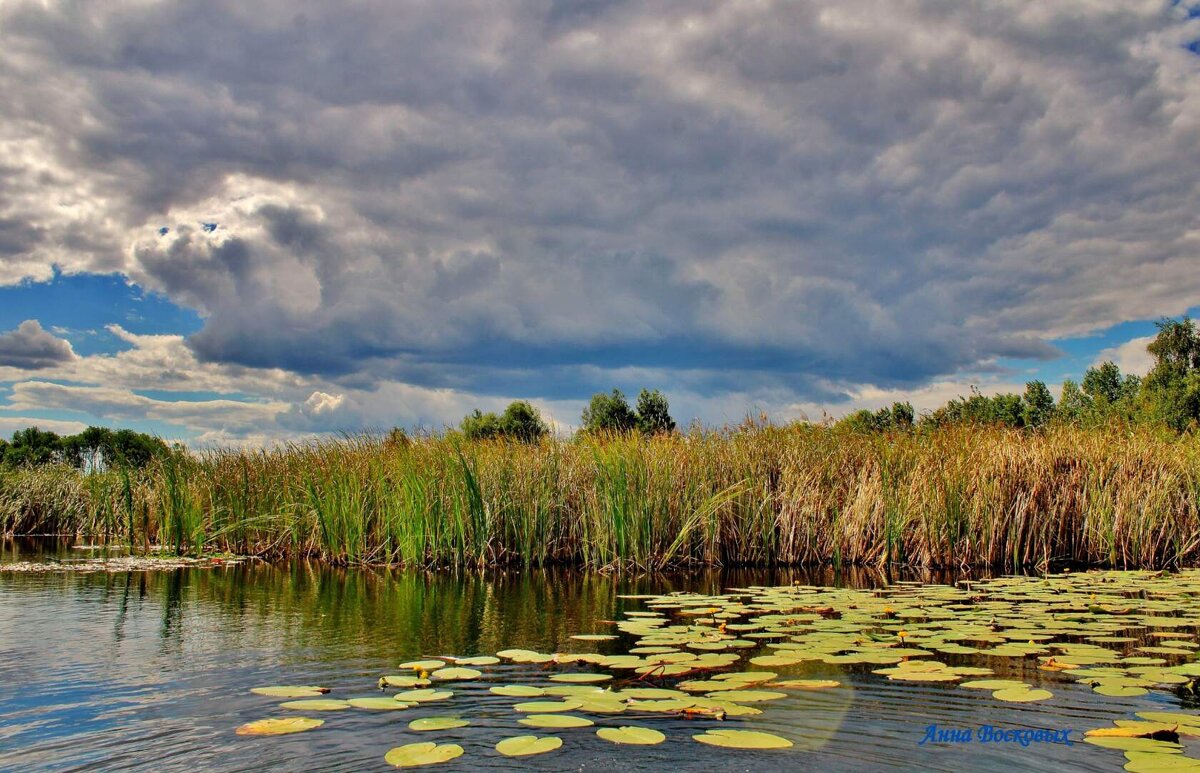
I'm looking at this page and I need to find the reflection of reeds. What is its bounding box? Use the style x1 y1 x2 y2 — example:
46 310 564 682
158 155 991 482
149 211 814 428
2 425 1200 569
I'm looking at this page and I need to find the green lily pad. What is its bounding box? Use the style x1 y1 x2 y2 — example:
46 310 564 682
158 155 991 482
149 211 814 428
236 717 324 735
548 673 612 683
519 714 594 728
596 726 667 745
571 634 617 641
384 742 464 767
381 676 431 688
277 699 350 711
490 685 545 697
400 660 447 671
394 689 453 703
454 656 500 666
1123 752 1200 772
992 688 1053 702
249 686 330 698
430 668 482 681
348 697 411 710
495 735 563 757
409 717 470 731
694 729 793 749
514 700 584 713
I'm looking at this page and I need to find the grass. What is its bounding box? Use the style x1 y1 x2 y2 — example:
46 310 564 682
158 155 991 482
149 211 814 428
3 424 1200 570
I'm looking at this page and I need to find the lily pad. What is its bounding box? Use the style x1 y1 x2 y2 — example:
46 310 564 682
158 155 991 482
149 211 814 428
348 697 411 710
400 660 447 671
490 685 545 697
394 689 453 703
519 714 594 728
409 717 470 731
992 688 1053 702
384 742 464 768
694 729 793 749
514 699 584 713
596 726 667 745
548 673 612 683
495 735 563 757
235 717 324 736
430 668 482 681
250 686 330 698
278 699 350 711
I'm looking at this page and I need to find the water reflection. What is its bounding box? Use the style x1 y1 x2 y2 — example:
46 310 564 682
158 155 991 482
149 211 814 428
0 540 1150 772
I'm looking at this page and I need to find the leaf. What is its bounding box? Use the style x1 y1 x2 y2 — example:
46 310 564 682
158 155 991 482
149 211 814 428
548 673 612 683
235 717 324 736
409 717 470 731
494 735 563 757
348 697 411 710
596 726 667 745
400 660 447 671
514 700 585 713
519 714 594 728
991 688 1053 702
430 668 482 681
384 742 464 767
277 699 350 711
489 685 545 697
249 686 330 698
771 680 840 690
693 729 793 749
393 689 453 703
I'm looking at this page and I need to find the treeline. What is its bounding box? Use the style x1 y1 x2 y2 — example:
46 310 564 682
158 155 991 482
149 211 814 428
840 317 1200 433
458 388 675 441
0 426 170 470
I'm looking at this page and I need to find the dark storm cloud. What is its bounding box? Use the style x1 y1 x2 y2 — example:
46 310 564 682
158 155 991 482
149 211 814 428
1 0 1198 410
0 320 76 369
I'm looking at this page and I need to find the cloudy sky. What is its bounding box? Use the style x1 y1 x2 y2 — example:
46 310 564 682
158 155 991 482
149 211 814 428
1 0 1198 444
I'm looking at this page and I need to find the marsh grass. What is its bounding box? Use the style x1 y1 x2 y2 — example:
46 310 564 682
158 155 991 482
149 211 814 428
3 425 1200 570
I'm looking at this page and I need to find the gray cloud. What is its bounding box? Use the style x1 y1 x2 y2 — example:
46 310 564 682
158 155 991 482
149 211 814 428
0 320 76 369
1 0 1198 414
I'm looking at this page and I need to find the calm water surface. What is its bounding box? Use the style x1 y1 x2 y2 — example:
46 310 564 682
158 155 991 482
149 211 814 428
0 539 1187 772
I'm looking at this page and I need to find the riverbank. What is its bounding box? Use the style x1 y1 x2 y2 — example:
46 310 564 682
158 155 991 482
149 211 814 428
2 425 1198 570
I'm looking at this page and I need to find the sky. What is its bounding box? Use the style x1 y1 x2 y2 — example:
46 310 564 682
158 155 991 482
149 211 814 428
0 0 1198 445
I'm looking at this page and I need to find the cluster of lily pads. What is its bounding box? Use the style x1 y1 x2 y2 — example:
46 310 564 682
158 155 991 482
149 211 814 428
238 570 1200 769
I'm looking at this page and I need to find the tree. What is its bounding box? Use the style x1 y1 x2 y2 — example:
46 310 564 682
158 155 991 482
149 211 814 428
1022 381 1055 428
890 402 915 429
499 401 549 442
3 426 62 467
1082 361 1124 406
581 389 638 433
1142 317 1200 431
635 389 675 435
1057 379 1090 422
460 409 503 440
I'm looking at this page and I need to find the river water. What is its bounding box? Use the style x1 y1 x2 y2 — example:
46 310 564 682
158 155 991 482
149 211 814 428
0 539 1186 771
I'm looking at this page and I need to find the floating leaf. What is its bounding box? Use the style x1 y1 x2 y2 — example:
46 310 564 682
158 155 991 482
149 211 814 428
236 717 324 736
771 680 840 690
278 699 350 711
693 729 793 749
400 660 447 671
1123 752 1200 772
430 668 482 681
707 690 787 703
549 673 612 683
495 735 563 757
596 726 666 745
250 686 329 698
394 689 453 703
992 688 1052 703
514 700 584 713
519 714 594 728
348 697 411 710
409 717 470 731
490 685 544 697
381 676 431 689
384 742 464 768
454 656 500 666
571 634 617 641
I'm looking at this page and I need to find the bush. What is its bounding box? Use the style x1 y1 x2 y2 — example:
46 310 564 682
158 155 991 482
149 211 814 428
581 389 638 433
635 389 676 435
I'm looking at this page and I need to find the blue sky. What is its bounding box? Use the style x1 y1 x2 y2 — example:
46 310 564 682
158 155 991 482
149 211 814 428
1 1 1198 445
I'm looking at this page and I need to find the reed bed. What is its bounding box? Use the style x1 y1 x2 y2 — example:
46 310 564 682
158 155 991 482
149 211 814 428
3 425 1199 570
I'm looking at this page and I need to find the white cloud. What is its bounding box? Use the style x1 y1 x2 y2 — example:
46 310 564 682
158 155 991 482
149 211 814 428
1093 335 1156 376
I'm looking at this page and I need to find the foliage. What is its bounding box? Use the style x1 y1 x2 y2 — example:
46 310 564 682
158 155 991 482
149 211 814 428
581 389 638 433
634 390 676 435
460 402 549 443
1 425 167 470
838 402 913 433
1022 381 1055 428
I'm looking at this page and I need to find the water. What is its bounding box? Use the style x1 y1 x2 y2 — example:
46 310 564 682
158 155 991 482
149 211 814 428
0 539 1182 771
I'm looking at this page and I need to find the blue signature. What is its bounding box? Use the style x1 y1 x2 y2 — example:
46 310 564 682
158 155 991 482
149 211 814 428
919 724 1073 747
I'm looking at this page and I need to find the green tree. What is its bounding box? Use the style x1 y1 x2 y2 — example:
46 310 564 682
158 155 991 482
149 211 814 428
460 409 503 440
581 389 638 433
499 401 549 442
890 402 915 429
1057 379 1091 422
635 389 675 435
3 426 63 467
1083 361 1124 406
1141 317 1200 431
1022 381 1056 428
